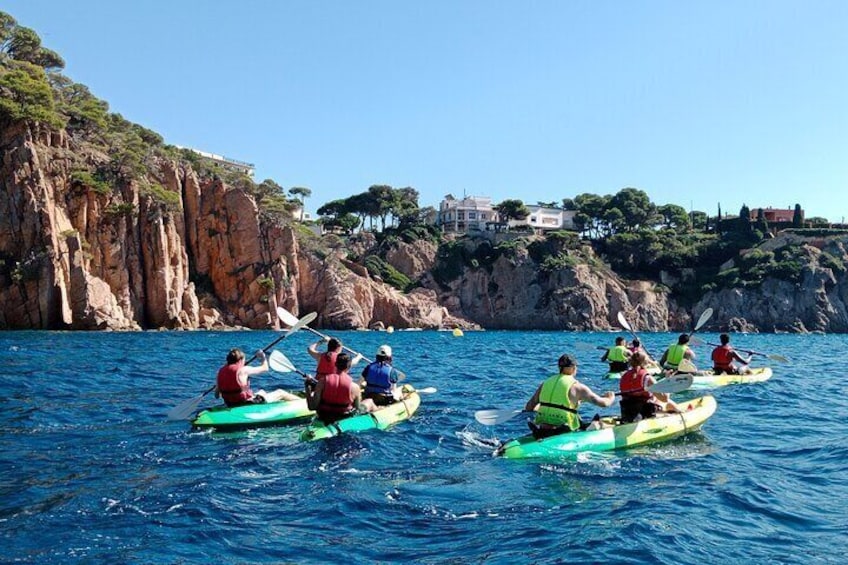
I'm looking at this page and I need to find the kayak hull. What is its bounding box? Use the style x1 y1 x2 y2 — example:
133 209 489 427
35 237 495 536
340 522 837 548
299 385 422 441
497 395 717 460
689 367 773 390
604 365 662 380
192 396 314 430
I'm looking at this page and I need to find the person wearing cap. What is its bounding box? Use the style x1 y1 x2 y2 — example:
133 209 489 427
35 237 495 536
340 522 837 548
523 354 615 439
619 351 680 423
307 336 343 380
359 344 401 411
711 333 752 375
600 336 631 373
660 334 696 372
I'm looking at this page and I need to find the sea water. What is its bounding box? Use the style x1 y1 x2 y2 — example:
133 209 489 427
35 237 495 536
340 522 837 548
1 329 846 563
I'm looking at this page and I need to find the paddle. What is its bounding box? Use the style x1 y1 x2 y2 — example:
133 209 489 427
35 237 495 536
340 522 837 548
691 308 713 336
276 306 408 380
269 350 310 378
474 375 694 425
166 312 318 421
616 311 656 360
704 343 788 363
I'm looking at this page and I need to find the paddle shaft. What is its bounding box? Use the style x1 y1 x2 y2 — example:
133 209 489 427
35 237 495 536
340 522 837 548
617 312 656 360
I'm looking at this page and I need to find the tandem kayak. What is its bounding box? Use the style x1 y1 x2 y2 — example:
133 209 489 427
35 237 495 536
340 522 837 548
688 367 773 390
192 395 314 431
299 384 422 442
604 364 662 380
496 395 717 460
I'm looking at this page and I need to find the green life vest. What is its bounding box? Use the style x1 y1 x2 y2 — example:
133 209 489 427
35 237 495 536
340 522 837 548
535 373 580 430
607 345 628 363
665 344 688 368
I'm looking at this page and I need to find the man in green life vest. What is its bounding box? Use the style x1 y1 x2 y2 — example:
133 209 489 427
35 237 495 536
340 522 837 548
601 336 632 373
523 354 615 439
660 334 696 372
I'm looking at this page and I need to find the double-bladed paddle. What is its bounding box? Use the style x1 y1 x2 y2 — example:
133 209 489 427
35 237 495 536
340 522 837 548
166 312 317 421
702 343 788 363
473 374 694 426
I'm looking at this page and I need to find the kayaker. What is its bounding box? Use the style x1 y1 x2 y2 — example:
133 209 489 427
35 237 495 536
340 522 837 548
359 345 401 411
523 354 615 439
306 352 361 424
307 336 343 380
711 333 752 375
601 336 631 373
660 334 696 372
215 348 299 407
619 352 680 423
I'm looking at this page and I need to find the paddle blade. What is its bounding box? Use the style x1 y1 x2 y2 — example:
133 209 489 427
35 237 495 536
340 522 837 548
693 308 713 332
677 359 699 373
617 311 632 332
276 306 300 327
474 408 525 426
350 353 363 366
416 387 438 394
649 374 693 394
284 312 317 337
269 350 295 373
768 354 789 363
167 394 204 421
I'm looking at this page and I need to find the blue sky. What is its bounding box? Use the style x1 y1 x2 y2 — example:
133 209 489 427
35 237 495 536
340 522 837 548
6 1 847 221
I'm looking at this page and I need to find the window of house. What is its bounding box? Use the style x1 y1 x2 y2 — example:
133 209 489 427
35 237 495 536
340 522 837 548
468 212 477 220
457 212 465 220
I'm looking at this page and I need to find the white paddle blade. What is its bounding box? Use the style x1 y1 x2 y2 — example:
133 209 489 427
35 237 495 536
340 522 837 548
649 374 693 394
350 353 363 367
474 408 524 426
416 387 438 394
167 394 204 421
617 311 632 332
276 306 300 327
694 308 713 331
269 350 295 373
284 312 317 337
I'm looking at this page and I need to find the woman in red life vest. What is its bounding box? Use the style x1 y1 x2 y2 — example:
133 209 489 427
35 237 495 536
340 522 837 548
215 348 299 407
711 333 752 375
619 352 680 423
306 352 361 425
307 336 343 380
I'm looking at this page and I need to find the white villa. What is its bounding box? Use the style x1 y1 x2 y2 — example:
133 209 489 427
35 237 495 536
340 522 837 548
509 205 578 232
437 194 497 232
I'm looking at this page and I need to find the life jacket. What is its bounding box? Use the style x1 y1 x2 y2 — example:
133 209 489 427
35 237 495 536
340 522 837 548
535 373 580 431
316 351 338 378
217 361 252 406
664 344 688 369
712 345 735 371
363 362 394 396
620 367 651 399
607 346 628 363
318 372 355 416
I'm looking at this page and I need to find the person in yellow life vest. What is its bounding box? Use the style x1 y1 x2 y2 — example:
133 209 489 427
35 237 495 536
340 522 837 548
601 336 632 373
660 334 696 372
523 354 615 439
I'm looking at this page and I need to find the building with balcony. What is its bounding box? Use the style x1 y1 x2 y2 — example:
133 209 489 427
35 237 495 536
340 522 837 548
177 146 255 177
508 205 578 232
437 194 497 232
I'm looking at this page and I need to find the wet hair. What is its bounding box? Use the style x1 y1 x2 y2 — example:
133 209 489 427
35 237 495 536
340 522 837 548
226 348 245 365
615 336 626 346
678 334 690 345
328 338 341 351
631 338 641 347
335 352 351 372
720 333 730 345
630 351 648 368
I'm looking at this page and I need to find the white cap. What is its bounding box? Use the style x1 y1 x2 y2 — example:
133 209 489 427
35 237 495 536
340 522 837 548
377 344 392 357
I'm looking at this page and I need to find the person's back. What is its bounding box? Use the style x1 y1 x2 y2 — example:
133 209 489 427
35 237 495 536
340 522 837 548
619 352 656 423
309 337 342 380
361 345 398 406
217 350 252 407
661 334 693 371
310 353 358 424
602 337 630 373
711 333 749 374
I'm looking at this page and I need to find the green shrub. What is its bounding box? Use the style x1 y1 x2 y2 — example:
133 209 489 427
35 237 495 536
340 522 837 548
363 255 412 292
143 183 181 211
70 169 111 195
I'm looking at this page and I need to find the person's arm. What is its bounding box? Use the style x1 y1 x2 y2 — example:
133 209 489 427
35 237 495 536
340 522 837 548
659 349 669 366
731 350 751 364
573 381 615 408
685 347 696 360
241 350 268 377
600 349 609 362
307 339 325 361
389 367 400 384
351 384 362 412
524 384 543 412
306 379 323 411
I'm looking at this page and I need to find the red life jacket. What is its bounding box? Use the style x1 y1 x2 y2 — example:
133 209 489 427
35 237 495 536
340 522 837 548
620 367 651 399
318 372 354 416
217 361 252 406
712 345 734 370
316 351 338 378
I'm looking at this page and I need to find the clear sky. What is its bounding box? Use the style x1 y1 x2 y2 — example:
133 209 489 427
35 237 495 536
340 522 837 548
5 1 847 222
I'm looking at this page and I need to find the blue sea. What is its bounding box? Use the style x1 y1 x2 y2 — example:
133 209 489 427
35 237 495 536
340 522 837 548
2 329 846 564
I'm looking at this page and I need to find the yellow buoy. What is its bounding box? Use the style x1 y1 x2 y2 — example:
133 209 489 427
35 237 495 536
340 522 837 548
452 328 464 337
386 326 394 334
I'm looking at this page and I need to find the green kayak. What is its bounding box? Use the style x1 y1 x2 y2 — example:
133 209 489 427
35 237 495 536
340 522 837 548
497 395 716 460
192 395 314 431
688 367 773 390
299 385 422 442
